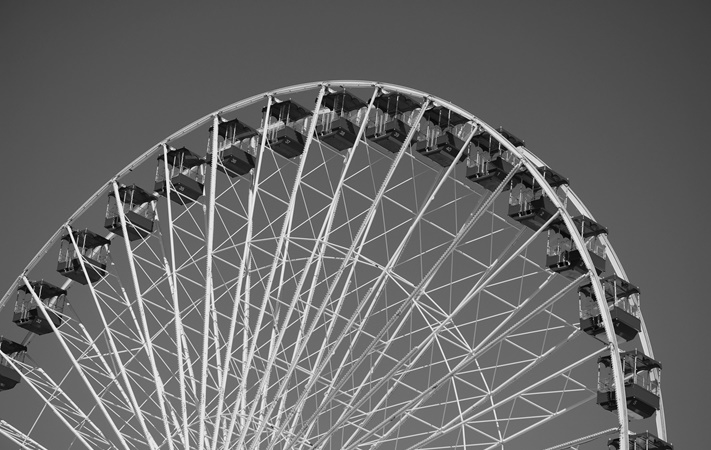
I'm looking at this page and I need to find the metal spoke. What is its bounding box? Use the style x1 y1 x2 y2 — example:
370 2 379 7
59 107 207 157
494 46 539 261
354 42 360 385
22 276 132 450
0 81 666 450
221 93 275 450
197 114 222 450
274 98 433 450
111 180 175 450
295 158 522 450
253 87 382 450
0 420 49 450
243 86 327 450
0 356 110 450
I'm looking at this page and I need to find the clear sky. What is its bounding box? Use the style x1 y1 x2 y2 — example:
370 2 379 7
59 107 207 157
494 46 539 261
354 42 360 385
1 2 709 448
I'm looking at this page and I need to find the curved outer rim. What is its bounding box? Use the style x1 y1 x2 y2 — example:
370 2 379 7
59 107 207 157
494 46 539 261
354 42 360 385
0 80 665 448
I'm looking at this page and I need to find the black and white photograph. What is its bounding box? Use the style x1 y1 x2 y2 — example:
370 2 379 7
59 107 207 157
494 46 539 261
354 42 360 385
0 3 706 449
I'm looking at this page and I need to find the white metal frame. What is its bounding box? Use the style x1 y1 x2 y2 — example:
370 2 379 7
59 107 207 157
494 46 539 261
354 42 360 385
0 81 664 450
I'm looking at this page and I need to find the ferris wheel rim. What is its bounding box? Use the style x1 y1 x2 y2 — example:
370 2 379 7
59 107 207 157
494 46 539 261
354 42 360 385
0 80 664 450
0 80 572 311
0 80 544 310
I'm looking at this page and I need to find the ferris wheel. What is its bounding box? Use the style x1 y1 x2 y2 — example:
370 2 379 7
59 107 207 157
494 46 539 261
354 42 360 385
0 81 672 450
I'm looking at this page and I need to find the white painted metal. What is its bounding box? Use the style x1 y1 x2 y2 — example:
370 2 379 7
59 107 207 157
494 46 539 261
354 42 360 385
221 94 275 450
335 272 586 450
406 345 607 450
474 130 630 449
197 114 222 450
242 87 328 450
333 211 563 450
241 86 327 450
257 87 382 450
563 186 667 441
22 275 132 450
112 181 171 450
160 142 191 447
293 129 506 450
479 393 598 450
542 426 619 450
0 81 665 450
274 98 434 450
0 356 106 450
0 420 49 450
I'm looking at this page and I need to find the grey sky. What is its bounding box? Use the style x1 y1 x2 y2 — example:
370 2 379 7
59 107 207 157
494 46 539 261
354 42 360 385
1 2 708 447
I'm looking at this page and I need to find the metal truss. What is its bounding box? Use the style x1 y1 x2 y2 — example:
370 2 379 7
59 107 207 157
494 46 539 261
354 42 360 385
0 81 665 450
